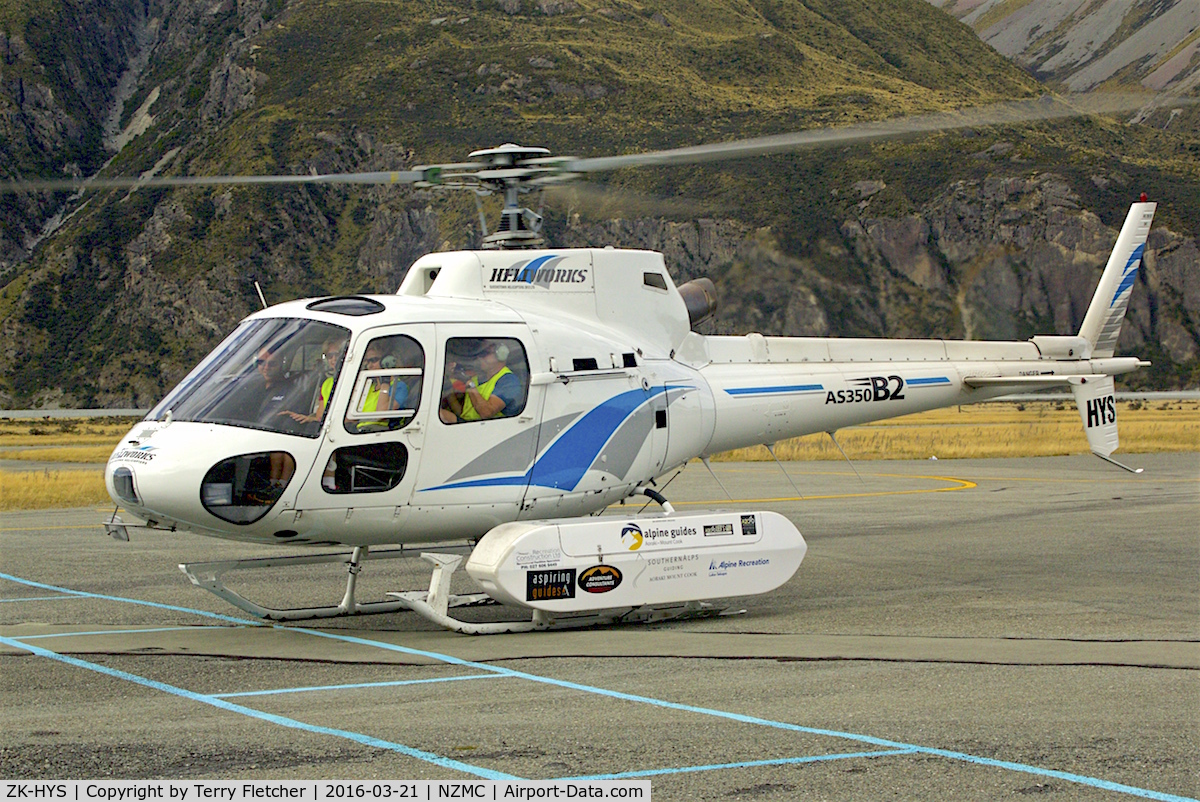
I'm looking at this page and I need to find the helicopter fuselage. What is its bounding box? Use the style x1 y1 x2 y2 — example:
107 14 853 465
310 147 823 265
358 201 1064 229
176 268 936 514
104 240 1145 549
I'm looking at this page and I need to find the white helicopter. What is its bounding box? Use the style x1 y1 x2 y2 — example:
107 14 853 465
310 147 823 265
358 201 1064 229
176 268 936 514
9 97 1156 633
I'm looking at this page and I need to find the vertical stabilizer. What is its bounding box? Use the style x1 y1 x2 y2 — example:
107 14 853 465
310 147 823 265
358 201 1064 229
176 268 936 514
1077 201 1156 358
1070 374 1142 473
1071 375 1118 457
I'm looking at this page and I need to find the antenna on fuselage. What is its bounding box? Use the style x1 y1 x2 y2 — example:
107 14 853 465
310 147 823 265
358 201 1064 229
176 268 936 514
827 431 866 486
764 443 804 499
700 456 734 501
254 281 268 310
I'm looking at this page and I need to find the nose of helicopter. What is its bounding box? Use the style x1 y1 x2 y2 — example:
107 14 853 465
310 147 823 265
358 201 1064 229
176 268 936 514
105 422 311 532
106 436 201 528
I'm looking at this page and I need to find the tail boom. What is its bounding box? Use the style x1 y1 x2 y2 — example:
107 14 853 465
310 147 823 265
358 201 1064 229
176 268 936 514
689 199 1156 468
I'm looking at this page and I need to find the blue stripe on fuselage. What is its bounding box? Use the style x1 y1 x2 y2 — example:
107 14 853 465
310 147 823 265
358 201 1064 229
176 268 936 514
422 387 668 493
724 384 823 396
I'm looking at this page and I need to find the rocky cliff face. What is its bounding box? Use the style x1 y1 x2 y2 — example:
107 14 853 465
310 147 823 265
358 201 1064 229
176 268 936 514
845 175 1198 367
554 172 1198 388
0 0 149 272
2 0 1197 408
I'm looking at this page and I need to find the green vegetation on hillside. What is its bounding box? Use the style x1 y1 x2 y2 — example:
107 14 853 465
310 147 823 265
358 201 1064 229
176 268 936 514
2 0 1198 406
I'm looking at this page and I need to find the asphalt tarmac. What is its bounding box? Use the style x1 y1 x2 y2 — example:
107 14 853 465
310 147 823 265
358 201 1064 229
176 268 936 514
2 455 1197 800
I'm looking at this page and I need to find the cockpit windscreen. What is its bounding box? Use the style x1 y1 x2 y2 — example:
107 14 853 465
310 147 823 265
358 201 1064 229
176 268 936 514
146 319 351 438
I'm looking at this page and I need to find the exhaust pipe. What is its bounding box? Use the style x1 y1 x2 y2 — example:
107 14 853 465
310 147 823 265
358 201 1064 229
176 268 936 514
678 278 718 328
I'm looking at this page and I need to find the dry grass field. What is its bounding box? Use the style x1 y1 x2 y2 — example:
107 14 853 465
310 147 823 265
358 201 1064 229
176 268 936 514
2 445 116 462
0 418 136 446
0 402 1196 510
0 417 141 510
0 470 112 511
713 400 1200 461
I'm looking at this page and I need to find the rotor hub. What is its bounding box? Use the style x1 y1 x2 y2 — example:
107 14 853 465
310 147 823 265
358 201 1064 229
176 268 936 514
434 144 572 248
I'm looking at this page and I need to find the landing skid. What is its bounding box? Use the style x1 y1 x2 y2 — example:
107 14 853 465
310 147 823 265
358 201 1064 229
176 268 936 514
179 543 483 621
175 504 806 628
388 553 736 635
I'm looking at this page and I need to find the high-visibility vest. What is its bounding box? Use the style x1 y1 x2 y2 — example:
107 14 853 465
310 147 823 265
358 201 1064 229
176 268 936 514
356 381 389 431
461 367 512 421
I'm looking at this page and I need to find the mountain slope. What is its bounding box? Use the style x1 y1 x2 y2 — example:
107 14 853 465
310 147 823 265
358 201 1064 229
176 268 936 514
928 0 1200 94
1 0 1197 407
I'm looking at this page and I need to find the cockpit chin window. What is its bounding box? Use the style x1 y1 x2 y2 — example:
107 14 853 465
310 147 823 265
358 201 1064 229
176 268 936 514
147 319 351 438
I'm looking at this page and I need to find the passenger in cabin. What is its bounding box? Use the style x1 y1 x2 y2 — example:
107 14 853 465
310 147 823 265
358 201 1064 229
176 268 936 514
348 341 404 432
438 344 473 422
388 336 424 415
280 335 348 427
440 338 521 423
322 336 423 491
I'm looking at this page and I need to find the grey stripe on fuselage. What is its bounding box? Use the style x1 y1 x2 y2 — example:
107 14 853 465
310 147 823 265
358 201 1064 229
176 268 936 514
588 385 692 480
589 404 654 480
444 412 581 482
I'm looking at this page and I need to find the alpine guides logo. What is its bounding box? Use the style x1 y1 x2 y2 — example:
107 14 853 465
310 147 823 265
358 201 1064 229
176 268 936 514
621 524 644 551
486 255 590 288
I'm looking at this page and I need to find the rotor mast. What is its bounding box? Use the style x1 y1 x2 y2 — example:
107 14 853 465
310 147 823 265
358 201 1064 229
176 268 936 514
433 143 576 249
492 172 543 249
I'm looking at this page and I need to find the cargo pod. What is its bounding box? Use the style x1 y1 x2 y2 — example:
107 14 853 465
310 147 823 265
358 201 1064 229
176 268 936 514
467 511 807 612
389 509 807 634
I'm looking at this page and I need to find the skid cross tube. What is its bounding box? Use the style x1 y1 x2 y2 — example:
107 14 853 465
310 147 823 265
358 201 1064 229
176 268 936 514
179 542 472 621
388 552 730 635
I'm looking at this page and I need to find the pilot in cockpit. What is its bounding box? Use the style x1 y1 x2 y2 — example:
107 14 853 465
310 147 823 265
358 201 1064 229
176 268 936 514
251 342 302 490
253 344 299 423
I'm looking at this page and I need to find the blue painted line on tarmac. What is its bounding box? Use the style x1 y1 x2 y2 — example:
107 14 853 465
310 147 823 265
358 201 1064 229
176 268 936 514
897 747 1196 802
0 572 259 626
0 574 518 779
0 595 82 603
213 674 505 699
3 572 1195 800
560 748 919 780
0 634 521 781
290 631 1198 800
17 626 225 640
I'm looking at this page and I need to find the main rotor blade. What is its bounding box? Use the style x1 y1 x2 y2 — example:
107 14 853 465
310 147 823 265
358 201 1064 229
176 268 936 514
2 91 1178 196
561 93 1162 174
0 169 427 194
543 180 717 220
